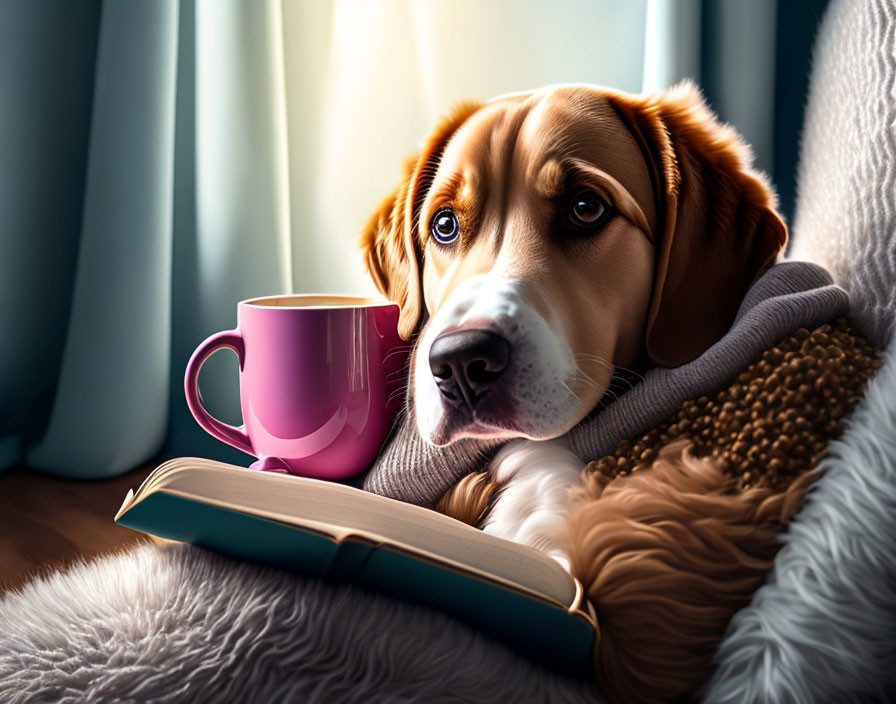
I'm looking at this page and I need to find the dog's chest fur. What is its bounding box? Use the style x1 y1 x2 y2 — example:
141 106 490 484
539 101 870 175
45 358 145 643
479 439 583 569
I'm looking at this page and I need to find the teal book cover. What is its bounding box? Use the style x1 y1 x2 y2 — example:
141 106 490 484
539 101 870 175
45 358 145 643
115 460 598 675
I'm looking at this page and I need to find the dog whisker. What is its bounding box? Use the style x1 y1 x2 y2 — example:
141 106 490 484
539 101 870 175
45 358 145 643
569 373 598 389
570 363 603 389
382 346 415 363
387 389 407 405
573 353 613 364
574 354 646 384
386 384 409 406
560 380 582 402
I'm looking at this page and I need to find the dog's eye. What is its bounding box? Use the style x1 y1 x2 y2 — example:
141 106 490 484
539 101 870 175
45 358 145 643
569 191 607 227
430 208 460 245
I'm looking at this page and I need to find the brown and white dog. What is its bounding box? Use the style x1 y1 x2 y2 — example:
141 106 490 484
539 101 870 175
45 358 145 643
362 82 786 571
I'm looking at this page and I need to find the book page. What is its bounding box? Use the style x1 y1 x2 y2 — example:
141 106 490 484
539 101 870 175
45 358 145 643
129 458 577 606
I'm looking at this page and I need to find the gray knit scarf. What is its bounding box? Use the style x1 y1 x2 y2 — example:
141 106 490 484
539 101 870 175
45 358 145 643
362 262 849 506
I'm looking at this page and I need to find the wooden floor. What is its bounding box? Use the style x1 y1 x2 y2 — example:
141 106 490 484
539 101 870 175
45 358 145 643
0 463 155 593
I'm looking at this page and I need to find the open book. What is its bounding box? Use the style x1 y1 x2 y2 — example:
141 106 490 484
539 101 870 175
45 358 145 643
116 458 598 673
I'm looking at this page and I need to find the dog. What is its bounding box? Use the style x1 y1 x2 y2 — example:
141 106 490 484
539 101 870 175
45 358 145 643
361 82 786 572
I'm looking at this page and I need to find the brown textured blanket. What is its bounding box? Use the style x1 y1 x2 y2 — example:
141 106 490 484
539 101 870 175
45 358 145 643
587 316 879 493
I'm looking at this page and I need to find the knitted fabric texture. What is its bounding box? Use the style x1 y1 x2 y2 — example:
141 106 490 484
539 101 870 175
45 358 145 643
363 261 853 506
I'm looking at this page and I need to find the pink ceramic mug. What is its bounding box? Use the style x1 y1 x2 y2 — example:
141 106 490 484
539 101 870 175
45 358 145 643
184 295 408 479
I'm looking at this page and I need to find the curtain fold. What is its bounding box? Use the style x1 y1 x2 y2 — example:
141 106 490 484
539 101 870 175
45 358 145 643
0 0 102 470
1 0 818 478
10 0 179 477
642 0 700 92
700 0 778 176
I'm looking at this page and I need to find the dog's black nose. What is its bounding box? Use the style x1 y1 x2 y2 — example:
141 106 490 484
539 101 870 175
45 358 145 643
428 329 511 410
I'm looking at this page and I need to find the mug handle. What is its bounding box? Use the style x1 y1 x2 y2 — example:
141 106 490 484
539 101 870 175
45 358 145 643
184 330 253 456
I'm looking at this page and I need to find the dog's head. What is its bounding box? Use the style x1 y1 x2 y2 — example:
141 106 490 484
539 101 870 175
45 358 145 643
363 83 786 446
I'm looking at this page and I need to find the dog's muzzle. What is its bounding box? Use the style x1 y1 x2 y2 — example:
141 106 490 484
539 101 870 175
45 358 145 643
428 329 511 412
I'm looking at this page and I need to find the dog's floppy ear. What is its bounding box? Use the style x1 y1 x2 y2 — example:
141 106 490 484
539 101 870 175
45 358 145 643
362 102 482 339
608 82 787 367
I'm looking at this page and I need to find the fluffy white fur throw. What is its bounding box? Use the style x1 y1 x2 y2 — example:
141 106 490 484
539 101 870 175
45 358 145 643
0 544 599 703
788 0 896 349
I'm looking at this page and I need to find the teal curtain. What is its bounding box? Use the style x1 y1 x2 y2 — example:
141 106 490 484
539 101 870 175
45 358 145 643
1 0 181 476
0 1 103 470
0 0 289 477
